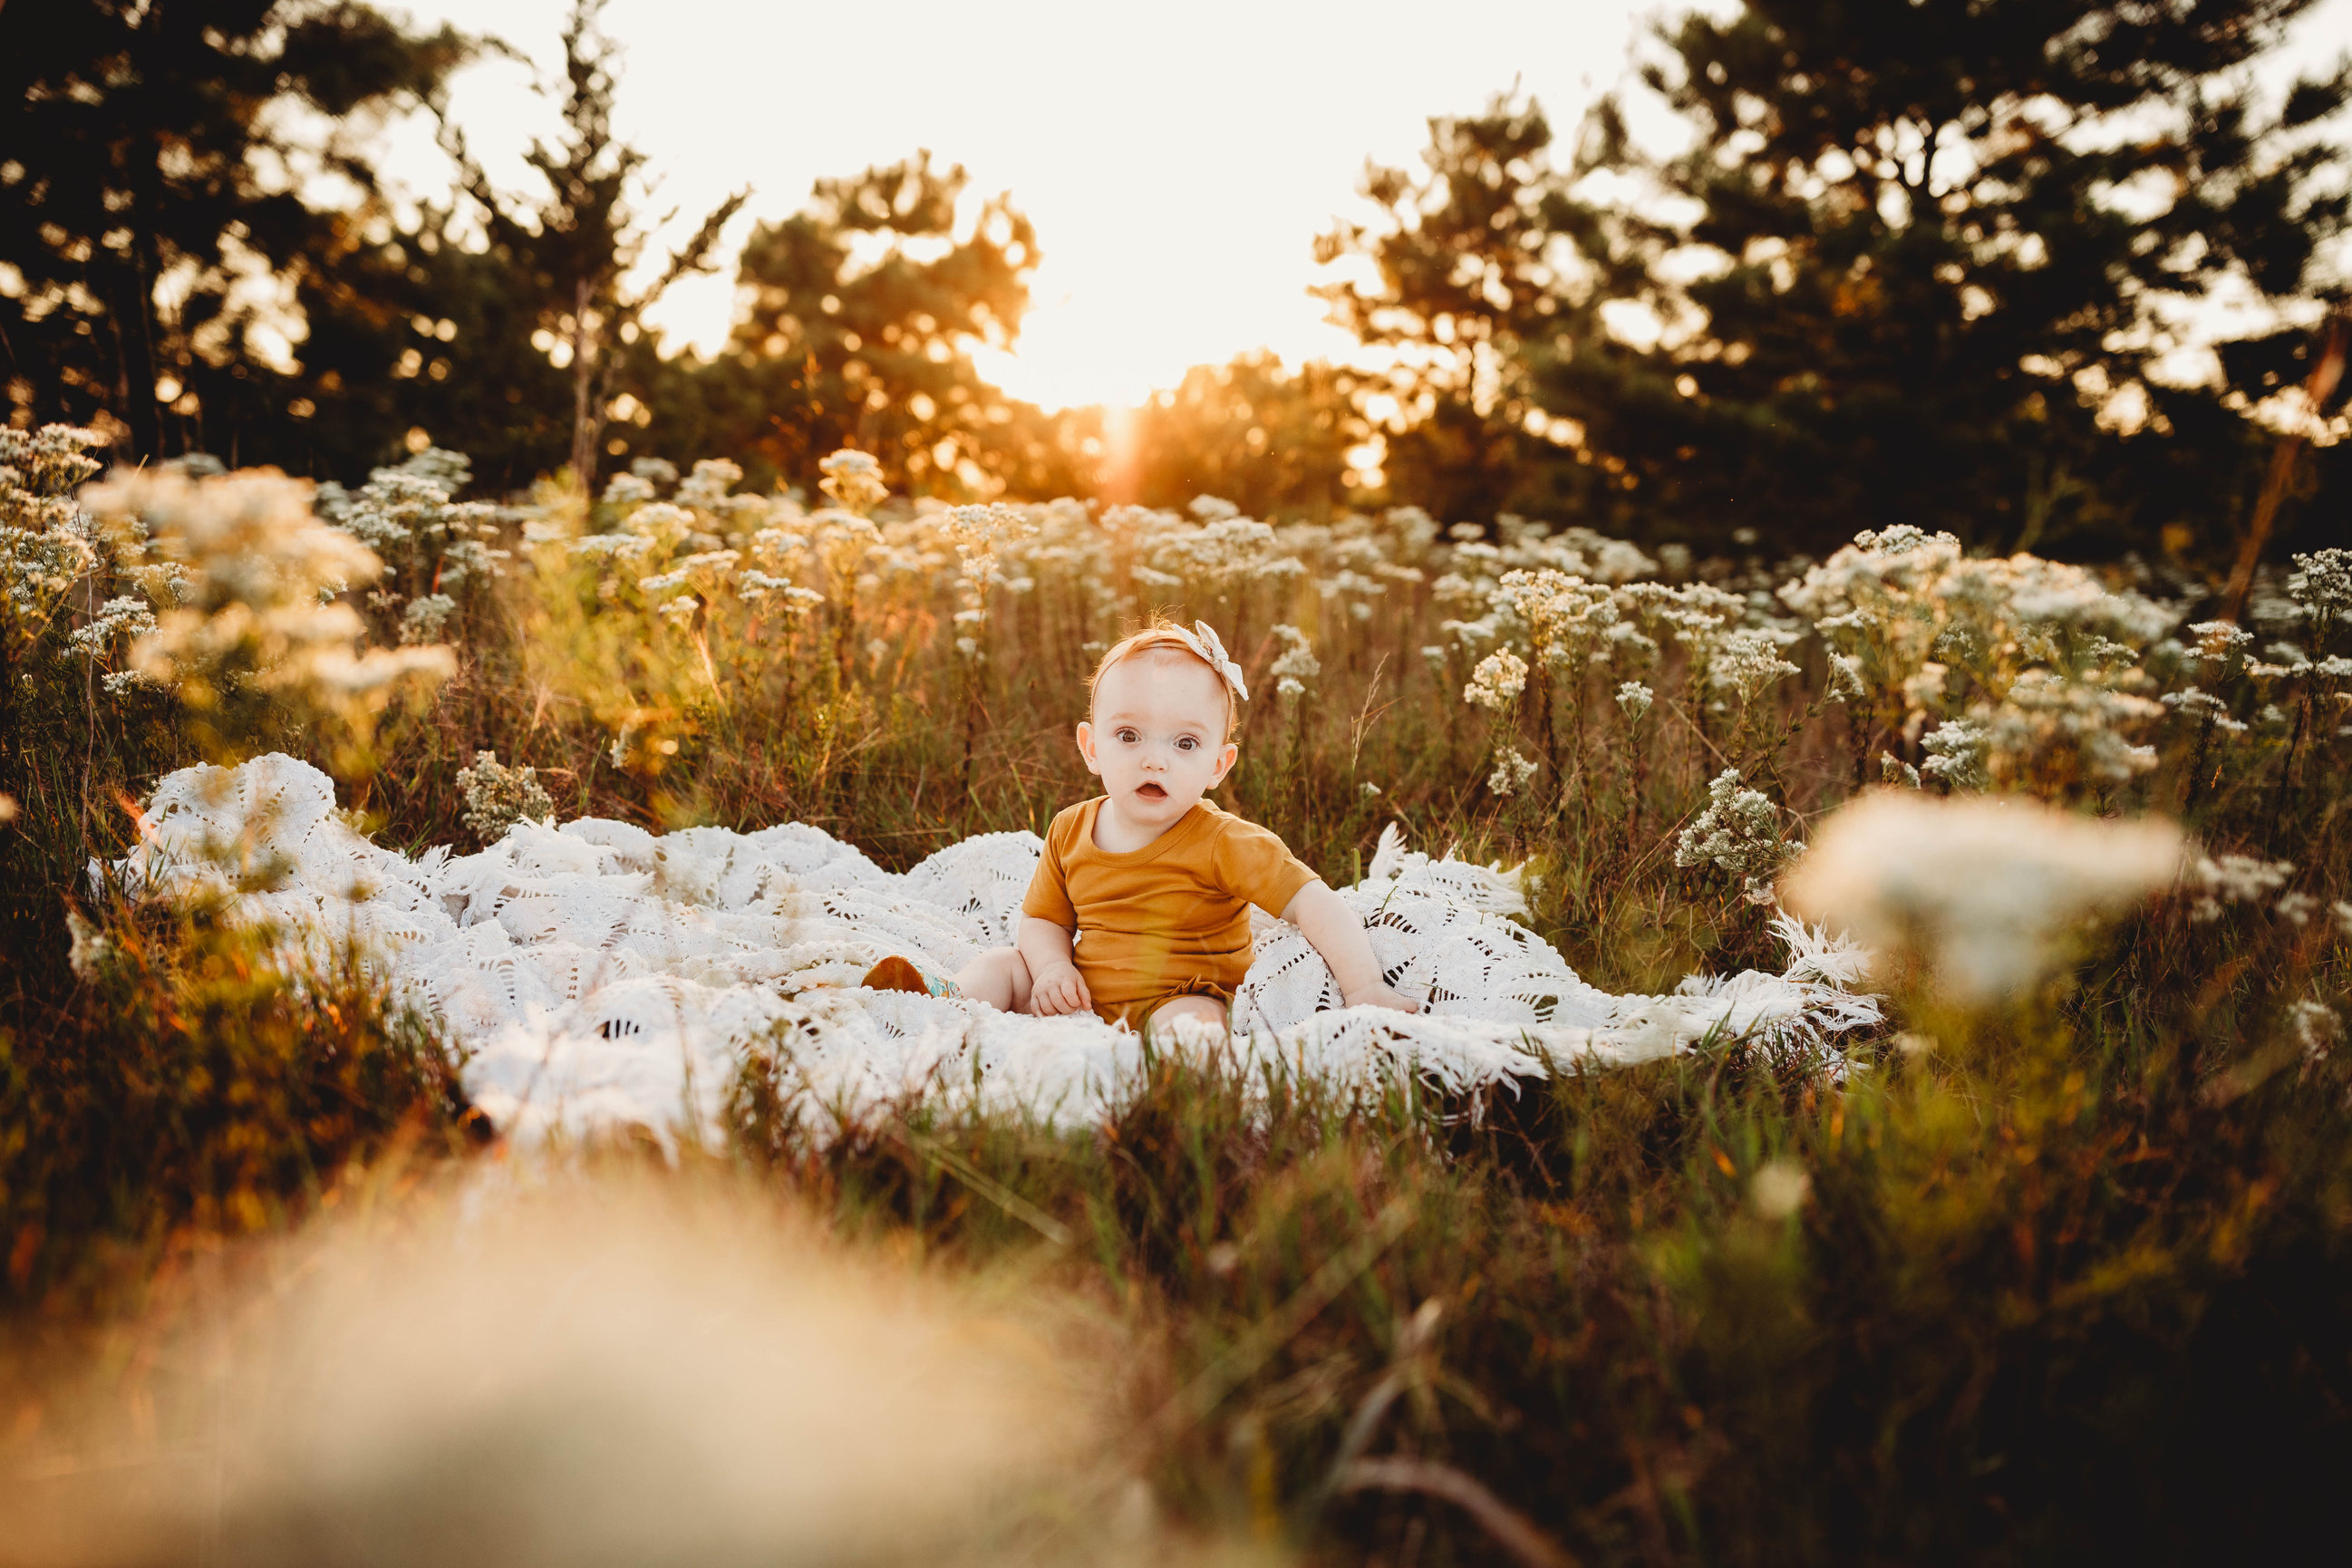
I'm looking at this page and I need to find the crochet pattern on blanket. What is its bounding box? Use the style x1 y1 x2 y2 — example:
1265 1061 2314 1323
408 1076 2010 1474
110 755 1883 1142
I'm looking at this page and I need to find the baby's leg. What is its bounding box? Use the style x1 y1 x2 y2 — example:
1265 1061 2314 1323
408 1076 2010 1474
953 946 1033 1013
1146 993 1229 1040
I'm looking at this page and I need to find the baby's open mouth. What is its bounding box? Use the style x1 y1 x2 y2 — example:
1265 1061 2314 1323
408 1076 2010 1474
1136 782 1167 799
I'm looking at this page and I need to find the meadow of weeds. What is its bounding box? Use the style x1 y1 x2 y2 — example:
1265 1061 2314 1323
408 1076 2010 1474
4 426 2351 1565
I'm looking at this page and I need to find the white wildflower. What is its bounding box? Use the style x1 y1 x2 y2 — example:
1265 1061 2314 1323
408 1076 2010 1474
1920 720 1989 789
602 472 657 509
1880 752 1922 789
1750 1160 1811 1220
1487 746 1540 796
1709 626 1802 703
456 750 554 845
1675 769 1791 880
817 449 889 516
2184 854 2294 923
2288 548 2352 628
64 595 157 660
2289 999 2342 1065
399 594 456 644
1781 791 2184 1005
66 908 111 980
2186 620 2253 663
1269 624 1320 691
1616 681 1653 721
1825 652 1865 702
1463 648 1527 711
658 595 701 629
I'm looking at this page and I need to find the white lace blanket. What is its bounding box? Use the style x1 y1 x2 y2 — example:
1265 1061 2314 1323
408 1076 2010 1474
109 756 1880 1143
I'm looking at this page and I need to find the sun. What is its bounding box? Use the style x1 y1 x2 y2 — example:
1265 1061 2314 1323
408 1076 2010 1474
971 258 1360 412
971 293 1183 412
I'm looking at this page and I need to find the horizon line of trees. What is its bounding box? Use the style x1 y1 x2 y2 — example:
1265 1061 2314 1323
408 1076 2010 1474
5 0 2348 562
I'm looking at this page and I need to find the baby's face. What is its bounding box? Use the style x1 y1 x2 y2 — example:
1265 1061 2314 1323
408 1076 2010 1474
1077 651 1238 828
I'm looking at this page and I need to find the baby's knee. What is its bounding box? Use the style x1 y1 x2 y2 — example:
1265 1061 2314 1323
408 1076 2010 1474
1147 993 1229 1039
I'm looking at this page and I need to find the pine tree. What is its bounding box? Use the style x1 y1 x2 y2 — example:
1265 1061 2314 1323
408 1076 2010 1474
1314 95 1584 524
434 0 743 491
1541 0 2351 555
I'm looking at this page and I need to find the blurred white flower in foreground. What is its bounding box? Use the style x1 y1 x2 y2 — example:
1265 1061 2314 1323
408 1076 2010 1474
1751 1159 1813 1220
1781 790 2183 1005
5 1173 1099 1568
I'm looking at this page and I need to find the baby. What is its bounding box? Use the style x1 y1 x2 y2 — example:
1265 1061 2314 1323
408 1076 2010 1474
950 618 1421 1034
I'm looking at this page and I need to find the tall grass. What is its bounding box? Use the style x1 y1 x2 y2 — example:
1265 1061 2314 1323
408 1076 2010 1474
4 438 2349 1562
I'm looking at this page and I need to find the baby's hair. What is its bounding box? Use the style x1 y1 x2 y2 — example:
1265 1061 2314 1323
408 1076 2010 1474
1086 614 1244 740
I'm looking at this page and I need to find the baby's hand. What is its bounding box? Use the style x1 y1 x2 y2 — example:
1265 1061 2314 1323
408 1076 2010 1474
1344 981 1423 1015
1028 962 1093 1018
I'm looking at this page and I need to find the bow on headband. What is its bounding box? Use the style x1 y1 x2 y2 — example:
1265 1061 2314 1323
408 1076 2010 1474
1171 621 1250 702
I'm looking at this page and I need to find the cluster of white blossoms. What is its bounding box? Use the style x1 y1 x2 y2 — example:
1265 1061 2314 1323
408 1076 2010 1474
1486 746 1540 796
2 425 109 667
1463 648 1528 711
319 448 509 646
2288 548 2352 637
456 749 556 846
1780 525 2179 793
2183 852 2297 924
78 465 455 739
1675 768 1792 885
1267 623 1320 700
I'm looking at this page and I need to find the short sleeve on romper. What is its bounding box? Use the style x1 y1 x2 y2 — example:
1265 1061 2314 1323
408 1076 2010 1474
1019 806 1080 926
1209 812 1319 916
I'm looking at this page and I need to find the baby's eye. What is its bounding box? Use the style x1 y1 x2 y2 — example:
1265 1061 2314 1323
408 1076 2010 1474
1176 736 1198 751
1116 728 1139 744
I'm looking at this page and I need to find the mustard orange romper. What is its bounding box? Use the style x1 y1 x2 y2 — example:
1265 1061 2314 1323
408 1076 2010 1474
1020 797 1319 1030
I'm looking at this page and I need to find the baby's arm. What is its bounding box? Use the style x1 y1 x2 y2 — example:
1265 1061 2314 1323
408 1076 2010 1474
1281 882 1421 1013
1016 915 1092 1017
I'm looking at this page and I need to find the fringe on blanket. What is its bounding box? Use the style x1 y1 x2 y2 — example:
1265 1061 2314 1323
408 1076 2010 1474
102 755 1883 1144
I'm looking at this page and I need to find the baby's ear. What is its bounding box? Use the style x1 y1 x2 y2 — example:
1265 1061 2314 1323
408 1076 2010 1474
1213 739 1239 784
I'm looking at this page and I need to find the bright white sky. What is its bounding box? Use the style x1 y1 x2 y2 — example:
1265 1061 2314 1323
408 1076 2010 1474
379 0 2352 411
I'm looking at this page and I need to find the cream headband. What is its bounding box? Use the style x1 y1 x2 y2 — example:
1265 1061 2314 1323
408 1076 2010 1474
1165 621 1250 703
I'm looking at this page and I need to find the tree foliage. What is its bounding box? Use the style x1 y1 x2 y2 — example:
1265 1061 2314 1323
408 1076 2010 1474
1315 96 1585 524
1324 1 2352 555
1106 350 1365 516
640 153 1039 497
0 0 468 464
1553 0 2352 556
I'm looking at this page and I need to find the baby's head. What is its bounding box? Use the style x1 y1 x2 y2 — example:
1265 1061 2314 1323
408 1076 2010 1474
1077 619 1247 826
